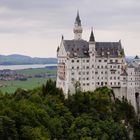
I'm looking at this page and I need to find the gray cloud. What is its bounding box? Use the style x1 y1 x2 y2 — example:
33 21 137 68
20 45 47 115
0 0 139 57
0 0 139 31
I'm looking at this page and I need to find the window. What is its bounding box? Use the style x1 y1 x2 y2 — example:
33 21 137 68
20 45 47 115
118 65 120 68
97 66 100 68
86 66 89 69
92 65 94 68
99 60 101 62
111 71 115 74
87 72 89 75
104 60 107 62
87 78 89 80
77 60 79 63
115 60 118 63
72 66 74 69
71 72 74 75
110 59 113 63
87 60 89 62
87 83 89 86
79 72 81 75
71 78 74 81
71 60 74 63
77 66 79 69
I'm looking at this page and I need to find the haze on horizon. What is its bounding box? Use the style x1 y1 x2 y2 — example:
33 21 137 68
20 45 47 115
0 0 140 58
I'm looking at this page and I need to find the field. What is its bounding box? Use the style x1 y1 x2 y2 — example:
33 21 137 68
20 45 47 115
0 67 57 93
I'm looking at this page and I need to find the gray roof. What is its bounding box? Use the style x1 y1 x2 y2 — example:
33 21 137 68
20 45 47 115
134 55 139 59
96 42 124 57
75 11 81 26
63 40 89 58
89 29 95 42
63 40 124 58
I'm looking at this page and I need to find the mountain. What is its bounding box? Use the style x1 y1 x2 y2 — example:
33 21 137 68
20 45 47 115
0 54 137 65
0 54 57 65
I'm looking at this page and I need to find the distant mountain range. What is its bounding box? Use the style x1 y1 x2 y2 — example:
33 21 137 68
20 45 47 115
0 54 138 65
0 54 57 65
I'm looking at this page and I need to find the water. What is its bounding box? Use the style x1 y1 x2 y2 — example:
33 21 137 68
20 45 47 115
0 64 57 70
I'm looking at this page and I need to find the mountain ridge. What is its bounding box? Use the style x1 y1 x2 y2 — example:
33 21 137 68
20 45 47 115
0 54 138 65
0 54 57 65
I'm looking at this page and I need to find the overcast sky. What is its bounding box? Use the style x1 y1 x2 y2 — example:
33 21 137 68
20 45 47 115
0 0 140 57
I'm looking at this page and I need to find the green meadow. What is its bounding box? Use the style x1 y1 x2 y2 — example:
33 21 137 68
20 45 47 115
0 67 56 93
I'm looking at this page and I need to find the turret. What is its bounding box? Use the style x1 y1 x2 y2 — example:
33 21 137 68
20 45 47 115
89 27 95 42
89 28 95 53
73 11 83 40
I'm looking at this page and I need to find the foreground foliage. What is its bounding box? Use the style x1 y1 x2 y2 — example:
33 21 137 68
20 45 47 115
0 80 139 140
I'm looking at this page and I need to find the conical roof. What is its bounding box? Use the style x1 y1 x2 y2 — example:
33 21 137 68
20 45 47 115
75 11 81 26
89 28 95 42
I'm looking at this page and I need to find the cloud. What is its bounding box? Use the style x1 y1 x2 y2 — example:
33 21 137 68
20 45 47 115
0 0 139 57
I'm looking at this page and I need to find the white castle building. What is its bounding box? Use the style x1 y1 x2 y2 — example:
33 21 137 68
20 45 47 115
56 12 140 113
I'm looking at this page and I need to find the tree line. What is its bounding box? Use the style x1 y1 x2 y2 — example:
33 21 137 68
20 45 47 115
0 79 139 140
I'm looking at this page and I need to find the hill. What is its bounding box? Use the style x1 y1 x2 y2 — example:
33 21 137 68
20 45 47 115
0 54 57 65
0 54 138 65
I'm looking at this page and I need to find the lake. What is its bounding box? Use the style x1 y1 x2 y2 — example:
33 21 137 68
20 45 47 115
0 64 57 70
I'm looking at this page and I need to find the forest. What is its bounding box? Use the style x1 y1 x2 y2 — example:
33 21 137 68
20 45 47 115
0 79 140 140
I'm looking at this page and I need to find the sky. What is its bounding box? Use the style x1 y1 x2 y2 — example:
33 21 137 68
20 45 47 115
0 0 140 58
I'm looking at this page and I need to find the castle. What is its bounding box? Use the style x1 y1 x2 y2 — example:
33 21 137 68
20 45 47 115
56 12 140 113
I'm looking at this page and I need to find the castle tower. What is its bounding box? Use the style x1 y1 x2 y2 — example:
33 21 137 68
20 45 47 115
89 27 95 52
89 28 96 91
73 11 83 40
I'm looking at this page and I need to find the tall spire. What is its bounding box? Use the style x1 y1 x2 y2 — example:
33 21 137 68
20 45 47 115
75 10 81 26
61 34 64 40
89 27 95 42
73 11 83 40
